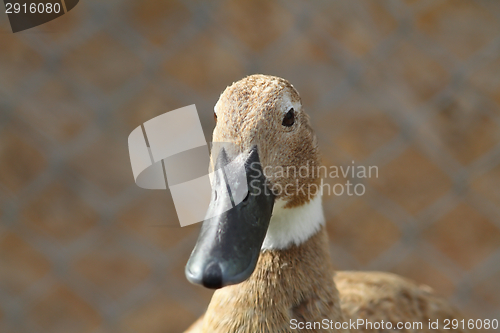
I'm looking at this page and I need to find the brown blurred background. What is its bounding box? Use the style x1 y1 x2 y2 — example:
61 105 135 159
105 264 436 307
1 0 500 332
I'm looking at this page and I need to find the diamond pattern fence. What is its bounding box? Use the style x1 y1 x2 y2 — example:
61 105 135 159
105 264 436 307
0 0 500 332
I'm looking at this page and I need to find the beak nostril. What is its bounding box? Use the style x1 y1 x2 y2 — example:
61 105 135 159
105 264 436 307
214 190 218 201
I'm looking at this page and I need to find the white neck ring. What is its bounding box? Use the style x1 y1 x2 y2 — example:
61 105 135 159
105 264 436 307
261 194 325 250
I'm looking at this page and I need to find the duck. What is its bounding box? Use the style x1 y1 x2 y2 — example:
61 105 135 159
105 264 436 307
183 74 467 333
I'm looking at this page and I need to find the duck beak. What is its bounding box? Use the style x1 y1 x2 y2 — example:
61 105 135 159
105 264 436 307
185 146 275 289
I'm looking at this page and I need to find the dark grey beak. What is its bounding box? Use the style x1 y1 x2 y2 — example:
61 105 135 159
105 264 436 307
185 146 275 289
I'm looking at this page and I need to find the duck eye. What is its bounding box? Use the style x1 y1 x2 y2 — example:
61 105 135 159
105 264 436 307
282 108 295 127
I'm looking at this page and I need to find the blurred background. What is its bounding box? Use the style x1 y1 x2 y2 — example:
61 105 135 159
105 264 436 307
1 0 500 332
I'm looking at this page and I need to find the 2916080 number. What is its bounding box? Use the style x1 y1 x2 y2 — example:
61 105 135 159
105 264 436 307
5 2 61 14
443 318 498 330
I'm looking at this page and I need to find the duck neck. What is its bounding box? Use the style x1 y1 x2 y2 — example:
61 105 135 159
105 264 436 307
202 198 347 333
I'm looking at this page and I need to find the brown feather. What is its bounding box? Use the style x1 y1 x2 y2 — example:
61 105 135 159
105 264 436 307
336 271 468 332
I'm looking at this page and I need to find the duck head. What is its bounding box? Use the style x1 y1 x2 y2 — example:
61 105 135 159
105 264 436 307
186 74 323 289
